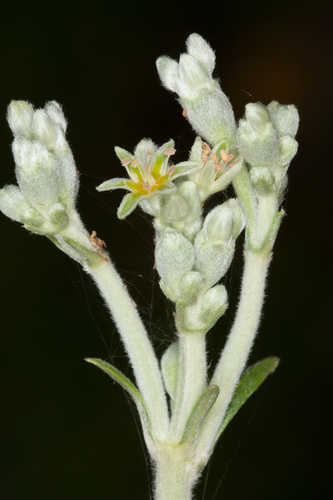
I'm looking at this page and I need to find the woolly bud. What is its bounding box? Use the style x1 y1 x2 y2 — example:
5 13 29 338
177 284 228 334
7 101 34 137
267 101 299 138
237 102 280 168
12 138 61 213
155 229 195 301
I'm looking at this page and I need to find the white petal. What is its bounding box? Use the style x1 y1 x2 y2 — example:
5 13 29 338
134 138 156 165
7 100 34 137
186 33 215 75
0 184 29 222
31 109 60 149
156 56 179 92
45 101 67 132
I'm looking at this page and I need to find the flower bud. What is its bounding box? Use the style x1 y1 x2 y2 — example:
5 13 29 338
176 284 228 334
279 135 298 166
203 199 244 242
237 103 280 168
178 271 205 305
267 101 299 138
250 167 275 194
155 229 195 301
0 184 32 223
186 33 215 76
156 34 236 147
45 101 67 132
13 138 61 214
194 231 235 287
7 101 34 137
48 202 69 230
185 88 236 147
161 181 202 241
31 109 62 150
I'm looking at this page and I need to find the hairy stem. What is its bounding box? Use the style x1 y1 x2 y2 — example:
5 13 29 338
170 332 207 442
194 248 271 465
154 445 198 500
87 260 169 440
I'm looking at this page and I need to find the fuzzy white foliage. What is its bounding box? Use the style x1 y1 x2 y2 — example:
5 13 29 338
155 229 195 301
267 100 299 138
237 102 281 169
156 33 236 146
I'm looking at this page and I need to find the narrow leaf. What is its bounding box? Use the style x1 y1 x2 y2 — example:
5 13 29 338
161 341 179 401
217 356 279 438
181 385 220 445
85 358 152 434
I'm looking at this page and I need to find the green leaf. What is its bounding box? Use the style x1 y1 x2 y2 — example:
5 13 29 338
181 385 220 445
161 341 179 401
117 192 141 219
96 178 130 192
85 358 152 435
217 356 279 439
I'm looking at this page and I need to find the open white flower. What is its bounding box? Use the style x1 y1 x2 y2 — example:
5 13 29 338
97 138 199 219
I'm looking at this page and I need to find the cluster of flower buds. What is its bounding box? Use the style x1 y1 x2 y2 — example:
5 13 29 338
0 100 78 235
156 33 236 147
237 101 299 199
155 199 244 334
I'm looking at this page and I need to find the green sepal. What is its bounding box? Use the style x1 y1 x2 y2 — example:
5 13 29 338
96 178 130 192
85 358 152 436
114 146 134 164
217 356 279 439
117 192 141 219
172 161 200 180
181 385 220 445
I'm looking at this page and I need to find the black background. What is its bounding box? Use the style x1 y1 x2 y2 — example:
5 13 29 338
0 1 331 499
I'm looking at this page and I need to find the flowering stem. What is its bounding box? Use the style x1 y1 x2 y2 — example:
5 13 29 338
86 259 169 440
194 248 272 466
170 332 207 442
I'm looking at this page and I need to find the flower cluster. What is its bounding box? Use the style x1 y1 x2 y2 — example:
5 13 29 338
0 100 78 235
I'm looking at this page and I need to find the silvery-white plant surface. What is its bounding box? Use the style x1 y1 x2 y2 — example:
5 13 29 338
0 34 299 500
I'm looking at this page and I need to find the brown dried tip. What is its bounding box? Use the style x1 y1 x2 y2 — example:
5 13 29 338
201 142 211 163
90 231 108 261
182 108 187 118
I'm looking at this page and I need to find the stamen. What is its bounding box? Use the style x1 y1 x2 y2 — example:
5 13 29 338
220 150 234 164
165 148 176 157
182 108 187 118
201 142 211 163
121 158 131 167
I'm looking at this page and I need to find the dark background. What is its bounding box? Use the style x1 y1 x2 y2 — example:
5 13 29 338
0 1 331 499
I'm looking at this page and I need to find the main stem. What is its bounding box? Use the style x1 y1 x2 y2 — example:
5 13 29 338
195 248 271 465
154 445 198 500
